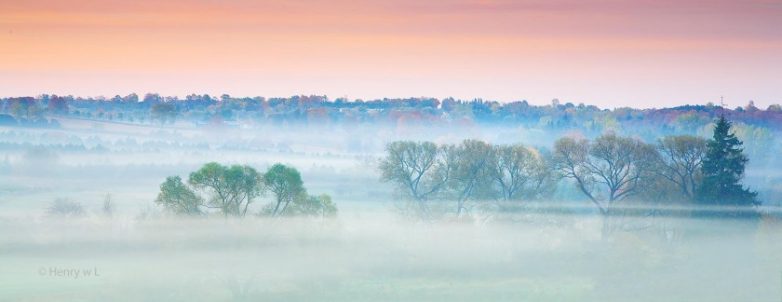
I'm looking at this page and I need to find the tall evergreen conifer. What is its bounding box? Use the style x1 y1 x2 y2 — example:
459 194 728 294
697 116 758 208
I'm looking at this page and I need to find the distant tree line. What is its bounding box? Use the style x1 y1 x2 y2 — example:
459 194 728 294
2 94 782 135
380 116 758 218
155 162 336 218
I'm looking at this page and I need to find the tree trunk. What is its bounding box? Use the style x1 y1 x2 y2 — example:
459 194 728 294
272 198 282 216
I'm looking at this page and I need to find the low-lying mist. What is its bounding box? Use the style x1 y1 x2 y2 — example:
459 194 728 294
2 120 782 301
1 212 781 302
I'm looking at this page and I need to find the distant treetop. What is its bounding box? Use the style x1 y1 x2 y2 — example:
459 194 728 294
2 94 781 132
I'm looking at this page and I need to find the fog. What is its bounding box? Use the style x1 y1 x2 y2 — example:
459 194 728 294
2 214 781 301
2 119 782 301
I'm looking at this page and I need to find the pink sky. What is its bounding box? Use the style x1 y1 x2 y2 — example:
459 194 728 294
1 0 780 108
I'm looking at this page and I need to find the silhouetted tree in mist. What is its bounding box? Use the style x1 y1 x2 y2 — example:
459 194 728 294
696 116 758 208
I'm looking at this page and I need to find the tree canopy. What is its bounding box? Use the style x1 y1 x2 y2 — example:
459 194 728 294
156 176 203 216
263 163 306 217
655 135 707 200
381 140 556 218
155 162 335 218
188 162 264 217
554 133 658 215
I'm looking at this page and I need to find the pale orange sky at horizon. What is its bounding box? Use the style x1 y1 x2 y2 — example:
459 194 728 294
1 0 780 108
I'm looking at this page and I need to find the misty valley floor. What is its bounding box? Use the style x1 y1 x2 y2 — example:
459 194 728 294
1 213 781 302
1 121 781 301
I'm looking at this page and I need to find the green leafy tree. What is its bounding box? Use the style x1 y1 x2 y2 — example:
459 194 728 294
189 163 265 217
696 116 758 207
156 163 336 218
155 176 204 216
263 164 305 216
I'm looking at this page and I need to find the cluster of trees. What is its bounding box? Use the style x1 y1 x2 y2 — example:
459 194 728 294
380 117 758 218
2 94 782 134
1 95 778 166
1 95 776 168
155 163 336 218
379 140 556 218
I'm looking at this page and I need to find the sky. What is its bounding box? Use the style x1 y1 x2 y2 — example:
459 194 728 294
0 0 780 108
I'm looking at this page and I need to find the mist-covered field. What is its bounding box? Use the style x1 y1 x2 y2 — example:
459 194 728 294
3 213 782 301
2 119 782 301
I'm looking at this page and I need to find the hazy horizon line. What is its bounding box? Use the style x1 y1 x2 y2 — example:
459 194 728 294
3 92 769 111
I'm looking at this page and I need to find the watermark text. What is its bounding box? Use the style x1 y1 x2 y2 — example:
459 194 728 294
38 266 100 279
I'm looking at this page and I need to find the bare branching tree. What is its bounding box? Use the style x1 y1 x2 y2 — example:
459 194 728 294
381 140 559 219
102 193 115 217
445 140 494 216
655 135 707 200
554 134 658 215
47 198 85 218
379 141 451 217
489 144 555 202
553 137 601 212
